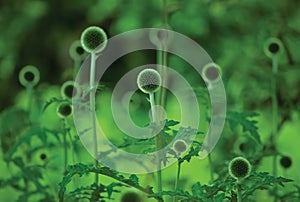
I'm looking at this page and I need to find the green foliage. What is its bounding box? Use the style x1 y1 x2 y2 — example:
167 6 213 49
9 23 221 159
149 172 293 202
227 111 261 144
58 163 157 202
1 0 300 201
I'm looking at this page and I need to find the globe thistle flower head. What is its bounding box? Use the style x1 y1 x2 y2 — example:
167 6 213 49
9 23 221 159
264 37 283 59
69 40 86 60
280 156 292 169
80 26 107 53
57 103 73 118
173 139 187 154
19 65 40 87
228 156 252 180
60 81 80 100
137 69 161 94
202 63 221 83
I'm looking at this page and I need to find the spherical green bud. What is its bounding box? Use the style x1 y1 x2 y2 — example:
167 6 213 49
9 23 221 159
264 37 283 58
228 156 251 180
69 40 86 60
137 69 161 94
19 65 40 87
60 81 80 99
280 156 292 169
201 63 221 83
173 139 187 153
80 26 107 53
149 26 173 48
40 153 47 160
57 103 73 118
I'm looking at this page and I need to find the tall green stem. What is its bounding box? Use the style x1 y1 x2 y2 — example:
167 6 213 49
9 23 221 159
150 93 162 195
27 85 34 121
73 60 81 79
237 183 242 202
90 52 99 184
208 153 214 183
173 161 181 202
271 57 278 201
63 121 68 170
149 93 157 123
162 0 167 26
151 0 168 198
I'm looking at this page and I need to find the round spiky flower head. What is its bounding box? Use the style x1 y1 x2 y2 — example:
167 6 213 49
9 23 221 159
149 25 173 48
19 65 40 87
137 69 161 94
69 40 86 60
173 139 187 153
121 191 143 202
60 81 80 99
80 26 107 53
57 103 73 118
280 156 292 169
202 63 221 83
228 157 251 180
264 37 283 59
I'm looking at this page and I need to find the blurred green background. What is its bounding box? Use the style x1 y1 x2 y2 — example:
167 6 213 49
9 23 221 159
0 0 300 201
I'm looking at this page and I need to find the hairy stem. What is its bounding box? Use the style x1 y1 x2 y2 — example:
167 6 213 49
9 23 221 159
90 52 99 184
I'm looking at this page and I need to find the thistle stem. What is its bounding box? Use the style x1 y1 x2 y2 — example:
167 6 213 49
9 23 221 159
162 0 168 26
149 93 156 123
237 183 242 202
27 84 33 116
208 153 214 183
149 92 163 194
64 119 76 164
173 161 181 202
90 52 99 184
271 57 279 201
62 119 68 171
73 59 81 79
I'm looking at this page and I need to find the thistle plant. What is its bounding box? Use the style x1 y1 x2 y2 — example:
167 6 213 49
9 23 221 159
69 40 87 78
80 25 108 185
18 65 40 112
264 37 284 201
228 156 252 202
172 139 187 202
57 103 73 170
201 63 222 89
137 68 162 120
137 68 163 194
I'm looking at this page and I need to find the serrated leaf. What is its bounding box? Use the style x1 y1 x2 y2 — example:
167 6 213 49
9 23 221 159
129 174 139 184
227 111 261 144
178 146 200 165
242 172 293 198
